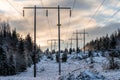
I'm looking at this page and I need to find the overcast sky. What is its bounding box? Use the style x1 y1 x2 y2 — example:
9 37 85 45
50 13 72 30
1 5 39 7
0 0 120 50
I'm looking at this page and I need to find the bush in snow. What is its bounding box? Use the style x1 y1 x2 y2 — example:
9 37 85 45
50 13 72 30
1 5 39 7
62 48 68 62
69 48 72 54
103 51 120 70
108 51 120 69
59 73 76 80
88 50 94 64
52 50 55 54
59 70 105 80
73 48 75 52
76 47 81 53
0 47 16 75
47 53 53 60
76 70 105 80
62 53 67 62
37 66 45 73
56 52 59 62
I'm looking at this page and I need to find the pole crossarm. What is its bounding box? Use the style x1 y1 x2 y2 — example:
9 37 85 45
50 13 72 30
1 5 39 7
78 29 88 54
47 39 64 42
69 38 82 40
78 32 88 34
69 38 82 49
24 6 71 9
72 30 83 52
47 39 64 51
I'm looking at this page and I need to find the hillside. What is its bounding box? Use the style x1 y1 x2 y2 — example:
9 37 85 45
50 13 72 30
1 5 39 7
0 51 120 80
0 21 42 75
85 29 120 51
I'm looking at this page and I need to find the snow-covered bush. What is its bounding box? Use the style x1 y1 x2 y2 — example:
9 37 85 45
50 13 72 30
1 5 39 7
56 53 59 62
76 70 105 80
59 70 105 80
62 53 67 62
69 52 89 60
37 66 45 73
59 73 76 80
47 53 53 60
102 51 120 70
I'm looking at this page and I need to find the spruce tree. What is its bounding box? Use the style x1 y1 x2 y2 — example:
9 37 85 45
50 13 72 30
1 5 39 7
25 34 33 51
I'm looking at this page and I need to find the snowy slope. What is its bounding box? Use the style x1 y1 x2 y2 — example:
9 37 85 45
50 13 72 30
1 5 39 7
0 52 120 80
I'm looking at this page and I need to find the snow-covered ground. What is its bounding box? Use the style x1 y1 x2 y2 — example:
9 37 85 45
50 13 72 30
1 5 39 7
0 52 120 80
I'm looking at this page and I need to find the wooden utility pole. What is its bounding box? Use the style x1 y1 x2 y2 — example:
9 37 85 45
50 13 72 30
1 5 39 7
73 30 82 52
47 39 64 51
23 5 37 77
69 38 82 52
23 5 71 76
68 37 73 49
78 29 88 54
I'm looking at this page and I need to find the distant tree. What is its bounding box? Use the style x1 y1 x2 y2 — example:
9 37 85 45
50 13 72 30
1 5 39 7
76 47 80 53
85 29 120 51
110 34 116 49
73 48 75 52
62 52 67 62
24 34 33 52
0 21 43 75
11 29 19 46
56 52 59 62
69 48 72 54
17 38 26 72
24 34 33 66
52 49 55 54
94 38 100 50
0 47 8 75
88 50 93 64
62 48 68 62
0 47 6 63
64 48 68 53
105 34 110 50
18 38 24 54
8 55 16 75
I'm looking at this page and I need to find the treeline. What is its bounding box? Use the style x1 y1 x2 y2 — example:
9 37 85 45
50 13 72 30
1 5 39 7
85 29 120 51
0 21 42 75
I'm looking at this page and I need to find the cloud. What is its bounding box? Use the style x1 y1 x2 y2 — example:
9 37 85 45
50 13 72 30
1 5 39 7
85 22 120 42
0 0 120 50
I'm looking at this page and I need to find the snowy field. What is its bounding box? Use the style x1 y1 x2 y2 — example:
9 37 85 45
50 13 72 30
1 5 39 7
0 52 120 80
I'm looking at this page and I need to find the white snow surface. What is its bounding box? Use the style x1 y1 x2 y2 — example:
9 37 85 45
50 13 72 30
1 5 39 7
0 52 120 80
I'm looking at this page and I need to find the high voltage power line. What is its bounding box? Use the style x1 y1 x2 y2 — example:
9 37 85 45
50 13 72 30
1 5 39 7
5 0 120 45
66 0 107 50
6 0 22 16
94 0 120 27
102 7 120 25
6 0 31 26
40 0 53 39
86 0 106 27
64 0 77 44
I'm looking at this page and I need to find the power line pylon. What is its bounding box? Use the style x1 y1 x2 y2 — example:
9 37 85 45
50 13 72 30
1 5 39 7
78 29 88 54
47 39 64 52
68 37 73 49
73 30 82 52
23 5 71 76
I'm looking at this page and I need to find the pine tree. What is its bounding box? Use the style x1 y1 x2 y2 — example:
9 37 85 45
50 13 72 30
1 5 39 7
110 34 116 49
17 38 27 72
69 48 72 54
62 48 68 62
25 34 33 51
0 47 8 75
12 29 19 44
18 38 24 54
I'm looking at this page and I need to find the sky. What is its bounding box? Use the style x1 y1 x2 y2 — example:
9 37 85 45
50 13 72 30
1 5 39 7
0 0 120 51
